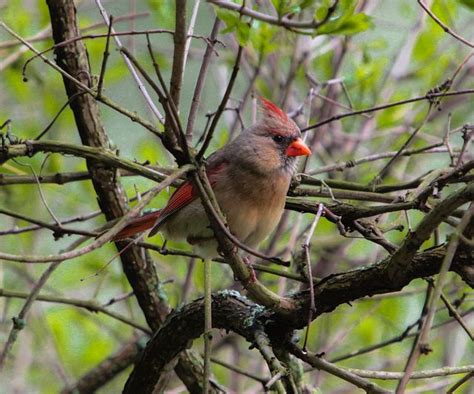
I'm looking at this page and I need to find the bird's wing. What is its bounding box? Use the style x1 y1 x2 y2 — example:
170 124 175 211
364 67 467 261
148 157 228 236
113 209 161 240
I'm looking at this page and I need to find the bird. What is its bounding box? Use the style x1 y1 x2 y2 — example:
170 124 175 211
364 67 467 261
115 98 311 257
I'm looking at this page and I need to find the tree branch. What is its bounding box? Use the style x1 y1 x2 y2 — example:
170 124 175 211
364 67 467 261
124 238 472 392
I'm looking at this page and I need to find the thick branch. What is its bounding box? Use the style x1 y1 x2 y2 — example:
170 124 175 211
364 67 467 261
45 2 206 392
0 140 169 183
124 241 472 391
289 245 473 330
385 182 473 282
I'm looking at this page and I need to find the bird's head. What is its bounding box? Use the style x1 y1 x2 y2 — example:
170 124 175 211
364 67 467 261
233 98 311 175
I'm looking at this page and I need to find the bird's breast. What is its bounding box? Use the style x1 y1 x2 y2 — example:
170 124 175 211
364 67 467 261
214 170 290 248
161 167 291 255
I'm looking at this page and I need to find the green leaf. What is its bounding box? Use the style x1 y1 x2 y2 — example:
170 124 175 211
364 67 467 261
271 0 283 16
318 13 373 35
215 8 240 28
315 6 329 21
215 8 252 45
236 22 251 45
249 22 279 54
272 0 306 16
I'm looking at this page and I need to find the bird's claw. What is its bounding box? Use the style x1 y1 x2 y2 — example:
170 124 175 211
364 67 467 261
242 256 257 283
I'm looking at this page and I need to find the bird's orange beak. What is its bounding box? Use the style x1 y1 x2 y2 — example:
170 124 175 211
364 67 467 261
286 138 311 157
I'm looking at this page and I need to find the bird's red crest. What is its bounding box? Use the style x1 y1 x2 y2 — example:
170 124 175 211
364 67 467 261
258 96 299 136
259 97 288 122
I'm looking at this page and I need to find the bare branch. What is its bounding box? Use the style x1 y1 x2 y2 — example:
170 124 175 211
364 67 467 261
209 0 339 30
418 0 474 48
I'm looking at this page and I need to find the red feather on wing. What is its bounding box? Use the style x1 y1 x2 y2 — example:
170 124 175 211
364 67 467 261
113 210 160 240
114 158 227 240
149 159 227 235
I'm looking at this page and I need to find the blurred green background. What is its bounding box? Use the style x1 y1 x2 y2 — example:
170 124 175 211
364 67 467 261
0 0 473 392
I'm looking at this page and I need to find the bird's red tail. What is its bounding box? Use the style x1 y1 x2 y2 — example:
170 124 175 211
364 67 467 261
114 211 161 240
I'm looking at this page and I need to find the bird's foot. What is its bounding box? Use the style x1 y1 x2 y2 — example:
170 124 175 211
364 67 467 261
242 256 257 283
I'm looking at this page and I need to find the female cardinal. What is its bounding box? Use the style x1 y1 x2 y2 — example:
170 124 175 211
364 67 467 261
115 98 311 257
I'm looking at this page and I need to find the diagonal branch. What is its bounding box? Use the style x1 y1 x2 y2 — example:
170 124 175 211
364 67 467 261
44 2 211 392
385 182 473 282
417 0 474 48
124 238 472 393
209 0 339 30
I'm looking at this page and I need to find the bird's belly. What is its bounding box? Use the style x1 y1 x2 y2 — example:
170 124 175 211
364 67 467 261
160 200 216 256
160 191 285 256
220 194 285 249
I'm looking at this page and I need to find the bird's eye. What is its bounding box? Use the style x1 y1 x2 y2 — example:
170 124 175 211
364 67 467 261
272 135 284 143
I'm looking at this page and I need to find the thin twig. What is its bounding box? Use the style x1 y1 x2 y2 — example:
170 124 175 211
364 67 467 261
0 208 97 238
371 105 433 185
186 18 221 142
254 330 286 393
344 365 474 380
438 290 474 340
417 0 474 48
165 0 187 149
94 0 165 123
144 35 190 159
96 14 113 97
138 241 313 282
13 159 62 226
209 0 339 30
0 289 151 334
197 45 243 160
203 258 213 394
326 307 474 363
0 165 193 263
121 45 187 156
301 203 324 351
0 262 61 370
455 125 473 169
210 357 267 384
0 25 51 72
308 145 451 175
21 29 220 77
35 92 85 140
289 343 390 393
182 0 201 78
302 89 474 132
0 21 162 137
396 205 473 393
0 12 151 50
447 371 474 393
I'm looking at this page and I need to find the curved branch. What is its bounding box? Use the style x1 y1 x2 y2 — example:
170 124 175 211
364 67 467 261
0 166 191 263
209 0 338 30
124 291 388 394
0 140 170 183
417 0 474 48
385 181 473 282
124 292 256 393
124 232 472 394
288 245 473 330
302 89 474 132
0 289 151 334
43 2 209 391
289 344 390 394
